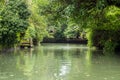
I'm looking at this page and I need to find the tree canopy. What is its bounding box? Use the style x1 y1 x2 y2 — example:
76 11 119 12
0 0 30 48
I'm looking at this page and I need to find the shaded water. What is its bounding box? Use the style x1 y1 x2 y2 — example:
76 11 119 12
0 43 120 80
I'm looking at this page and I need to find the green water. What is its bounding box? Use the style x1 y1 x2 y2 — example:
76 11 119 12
0 43 120 80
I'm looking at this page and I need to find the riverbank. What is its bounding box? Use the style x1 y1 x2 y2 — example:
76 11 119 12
42 38 87 44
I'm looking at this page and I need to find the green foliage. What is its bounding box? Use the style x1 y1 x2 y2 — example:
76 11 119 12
104 6 120 30
29 13 47 42
64 24 80 38
43 0 120 52
107 0 120 7
0 0 30 48
0 0 5 9
26 0 48 45
87 29 120 52
103 40 118 53
54 24 67 40
86 29 93 47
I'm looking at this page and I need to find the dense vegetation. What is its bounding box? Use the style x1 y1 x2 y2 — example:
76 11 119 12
0 0 120 52
42 0 120 52
0 0 30 48
0 0 48 48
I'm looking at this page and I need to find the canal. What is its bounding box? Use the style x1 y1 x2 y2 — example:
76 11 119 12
0 43 120 80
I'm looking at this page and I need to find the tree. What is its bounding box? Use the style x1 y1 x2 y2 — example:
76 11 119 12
0 0 30 48
64 23 80 39
25 0 48 45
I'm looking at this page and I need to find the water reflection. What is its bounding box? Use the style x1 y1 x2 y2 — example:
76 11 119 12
16 49 35 76
0 43 120 80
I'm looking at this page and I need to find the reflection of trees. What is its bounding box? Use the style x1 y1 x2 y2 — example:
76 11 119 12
0 44 93 80
54 49 64 59
52 44 91 80
85 49 92 68
0 51 27 80
66 48 93 80
0 44 120 80
16 49 36 77
70 48 81 58
53 48 71 80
